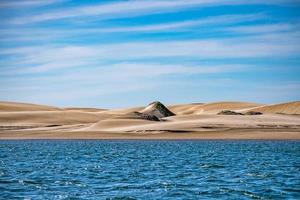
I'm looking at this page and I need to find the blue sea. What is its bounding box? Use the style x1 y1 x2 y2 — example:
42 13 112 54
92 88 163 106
0 140 299 199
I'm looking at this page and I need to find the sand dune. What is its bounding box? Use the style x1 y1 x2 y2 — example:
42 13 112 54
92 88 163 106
63 107 107 112
81 119 156 132
168 103 204 115
102 106 142 115
80 114 300 133
0 101 299 139
0 110 111 126
249 101 300 115
169 102 262 115
0 101 60 112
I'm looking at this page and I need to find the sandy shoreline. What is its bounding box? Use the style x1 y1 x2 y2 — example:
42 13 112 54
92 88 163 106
1 128 300 140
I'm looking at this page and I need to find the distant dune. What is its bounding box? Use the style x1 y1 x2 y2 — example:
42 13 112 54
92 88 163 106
0 101 60 112
170 102 263 115
0 100 299 139
248 101 300 115
63 107 107 112
0 110 108 126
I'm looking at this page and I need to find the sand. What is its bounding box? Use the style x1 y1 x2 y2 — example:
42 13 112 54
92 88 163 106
0 101 299 140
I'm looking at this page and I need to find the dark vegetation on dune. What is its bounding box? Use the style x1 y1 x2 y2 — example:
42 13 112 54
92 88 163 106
244 111 263 115
218 110 263 115
218 110 244 115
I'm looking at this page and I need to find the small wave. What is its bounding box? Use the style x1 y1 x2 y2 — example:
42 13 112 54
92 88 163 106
106 197 137 200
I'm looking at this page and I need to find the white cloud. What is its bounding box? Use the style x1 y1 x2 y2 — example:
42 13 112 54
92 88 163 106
0 32 299 75
80 14 265 33
28 38 300 59
0 13 266 43
0 60 250 78
8 0 296 24
1 1 299 106
0 0 65 8
0 62 250 106
226 23 300 34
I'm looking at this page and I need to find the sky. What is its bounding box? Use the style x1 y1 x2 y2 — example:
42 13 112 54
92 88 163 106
0 0 300 108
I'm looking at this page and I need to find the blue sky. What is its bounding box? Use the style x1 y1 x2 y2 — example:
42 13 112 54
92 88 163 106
0 0 300 108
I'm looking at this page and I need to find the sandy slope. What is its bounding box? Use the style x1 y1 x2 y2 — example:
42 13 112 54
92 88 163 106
169 102 262 115
0 101 299 139
249 101 300 115
0 101 60 112
0 110 110 126
63 107 107 112
103 106 143 115
79 113 300 133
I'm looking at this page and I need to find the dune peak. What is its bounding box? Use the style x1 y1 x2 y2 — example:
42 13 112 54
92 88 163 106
141 101 175 119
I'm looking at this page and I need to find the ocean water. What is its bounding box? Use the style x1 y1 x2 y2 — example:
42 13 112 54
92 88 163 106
0 140 299 200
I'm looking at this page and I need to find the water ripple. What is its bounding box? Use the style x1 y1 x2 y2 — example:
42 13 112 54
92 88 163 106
0 140 299 199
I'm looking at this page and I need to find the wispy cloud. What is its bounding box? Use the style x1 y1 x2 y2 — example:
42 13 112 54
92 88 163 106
0 13 268 44
1 35 298 69
79 14 265 33
8 0 296 24
0 32 300 74
0 13 266 43
0 0 299 106
0 62 251 106
226 23 300 34
0 0 65 8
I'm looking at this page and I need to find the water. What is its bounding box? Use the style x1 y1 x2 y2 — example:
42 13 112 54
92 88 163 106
0 140 299 200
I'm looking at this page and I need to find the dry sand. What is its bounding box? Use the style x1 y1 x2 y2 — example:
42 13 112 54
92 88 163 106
0 101 299 140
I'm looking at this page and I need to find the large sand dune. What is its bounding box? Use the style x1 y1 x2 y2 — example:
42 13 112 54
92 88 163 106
0 101 60 112
249 101 300 115
169 102 262 115
0 110 109 126
0 101 299 139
